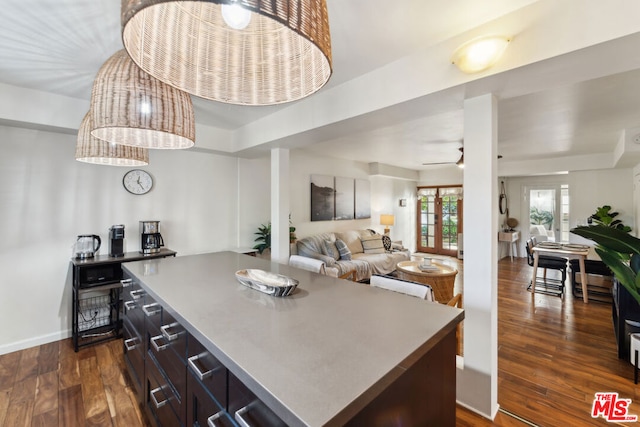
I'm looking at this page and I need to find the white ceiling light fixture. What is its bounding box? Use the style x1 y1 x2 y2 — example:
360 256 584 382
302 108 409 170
121 0 333 106
451 35 511 74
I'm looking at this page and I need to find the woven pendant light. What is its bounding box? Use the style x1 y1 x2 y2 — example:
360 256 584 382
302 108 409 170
121 0 333 105
76 112 149 166
91 50 195 149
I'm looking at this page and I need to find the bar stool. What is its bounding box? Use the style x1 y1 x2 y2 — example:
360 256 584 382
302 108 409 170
630 333 640 384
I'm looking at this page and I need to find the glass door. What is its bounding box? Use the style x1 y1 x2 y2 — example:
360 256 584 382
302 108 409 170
417 187 462 257
525 184 569 243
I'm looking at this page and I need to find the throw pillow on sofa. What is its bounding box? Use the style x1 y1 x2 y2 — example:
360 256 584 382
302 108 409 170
334 238 352 260
335 230 364 255
361 234 385 254
324 240 340 260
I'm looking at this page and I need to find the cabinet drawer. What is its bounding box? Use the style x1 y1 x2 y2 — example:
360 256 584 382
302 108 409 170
229 372 286 427
123 320 144 397
146 353 183 427
186 367 229 427
160 310 187 361
147 328 186 416
123 284 146 336
187 335 227 409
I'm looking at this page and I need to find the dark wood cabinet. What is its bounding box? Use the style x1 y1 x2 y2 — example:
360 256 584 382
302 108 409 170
71 249 176 352
613 278 640 360
123 276 287 427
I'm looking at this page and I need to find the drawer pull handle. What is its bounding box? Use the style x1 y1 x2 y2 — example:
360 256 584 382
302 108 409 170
188 353 213 380
235 404 254 427
151 335 169 352
161 323 180 341
124 301 136 311
124 337 138 351
207 411 227 427
150 387 168 408
130 289 145 300
142 303 161 317
121 279 132 288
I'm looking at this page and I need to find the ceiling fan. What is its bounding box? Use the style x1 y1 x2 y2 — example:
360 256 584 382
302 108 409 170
422 147 502 168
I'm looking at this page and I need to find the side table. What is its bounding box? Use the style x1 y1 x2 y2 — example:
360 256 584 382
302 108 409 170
396 260 457 303
498 231 520 261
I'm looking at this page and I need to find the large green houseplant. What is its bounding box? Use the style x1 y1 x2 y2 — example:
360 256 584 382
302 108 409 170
571 225 640 304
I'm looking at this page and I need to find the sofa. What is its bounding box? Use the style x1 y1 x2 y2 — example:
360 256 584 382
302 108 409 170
530 224 555 242
293 229 410 281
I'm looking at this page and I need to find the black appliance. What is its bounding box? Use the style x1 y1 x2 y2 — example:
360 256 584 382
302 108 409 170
140 220 164 254
109 224 125 257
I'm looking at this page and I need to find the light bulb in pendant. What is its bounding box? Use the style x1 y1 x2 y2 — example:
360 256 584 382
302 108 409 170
222 3 251 30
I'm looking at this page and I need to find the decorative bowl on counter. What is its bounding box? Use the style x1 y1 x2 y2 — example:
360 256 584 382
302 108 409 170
235 269 299 297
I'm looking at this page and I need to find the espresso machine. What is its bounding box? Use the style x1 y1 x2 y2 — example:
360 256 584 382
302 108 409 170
108 224 125 257
140 221 164 254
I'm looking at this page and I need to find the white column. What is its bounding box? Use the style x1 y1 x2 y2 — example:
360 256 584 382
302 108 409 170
271 148 290 264
456 94 499 418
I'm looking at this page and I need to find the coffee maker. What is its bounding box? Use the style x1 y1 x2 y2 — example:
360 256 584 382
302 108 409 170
109 224 125 257
140 221 164 254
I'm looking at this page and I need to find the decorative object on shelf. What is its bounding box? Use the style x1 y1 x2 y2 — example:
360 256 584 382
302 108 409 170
123 169 153 195
90 50 195 149
235 269 298 297
451 35 511 74
121 0 332 106
253 222 271 254
499 181 508 215
571 225 640 305
380 214 395 235
590 205 632 232
75 112 149 166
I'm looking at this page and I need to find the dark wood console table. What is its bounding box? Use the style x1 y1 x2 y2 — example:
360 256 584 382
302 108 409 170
70 249 176 352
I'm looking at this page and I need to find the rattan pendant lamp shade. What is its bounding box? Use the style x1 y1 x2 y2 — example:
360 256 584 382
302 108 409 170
90 50 195 149
76 113 149 166
121 0 333 105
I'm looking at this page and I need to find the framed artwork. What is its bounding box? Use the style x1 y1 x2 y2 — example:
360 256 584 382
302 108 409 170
355 179 371 219
335 177 355 220
311 175 335 221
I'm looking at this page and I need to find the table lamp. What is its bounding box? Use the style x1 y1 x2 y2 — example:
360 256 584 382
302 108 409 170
380 214 395 235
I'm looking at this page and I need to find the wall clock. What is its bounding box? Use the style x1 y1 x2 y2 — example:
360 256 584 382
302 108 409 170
123 169 153 195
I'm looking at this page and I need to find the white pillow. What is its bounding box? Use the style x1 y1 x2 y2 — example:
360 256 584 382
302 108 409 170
335 230 364 254
360 235 385 254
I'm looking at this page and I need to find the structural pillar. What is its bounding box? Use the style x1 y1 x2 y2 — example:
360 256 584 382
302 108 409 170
271 148 290 264
457 94 499 419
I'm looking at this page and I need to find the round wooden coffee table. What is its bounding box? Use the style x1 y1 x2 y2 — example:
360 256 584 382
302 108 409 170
396 260 458 303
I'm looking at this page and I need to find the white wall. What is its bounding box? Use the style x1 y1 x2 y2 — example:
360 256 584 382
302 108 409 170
0 125 240 354
288 150 416 249
505 168 633 254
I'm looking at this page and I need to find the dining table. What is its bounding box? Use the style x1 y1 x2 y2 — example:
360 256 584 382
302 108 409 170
531 242 592 303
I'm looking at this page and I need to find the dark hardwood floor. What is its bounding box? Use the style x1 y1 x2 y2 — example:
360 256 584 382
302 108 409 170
0 257 637 426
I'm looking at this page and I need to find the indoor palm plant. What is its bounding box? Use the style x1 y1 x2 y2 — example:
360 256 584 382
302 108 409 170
571 224 640 304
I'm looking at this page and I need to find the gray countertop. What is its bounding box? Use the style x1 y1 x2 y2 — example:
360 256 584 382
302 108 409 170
123 251 464 426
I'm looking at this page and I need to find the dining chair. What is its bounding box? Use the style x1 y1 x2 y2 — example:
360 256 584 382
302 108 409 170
525 238 567 295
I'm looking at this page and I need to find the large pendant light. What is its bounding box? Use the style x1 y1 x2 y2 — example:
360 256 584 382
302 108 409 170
76 112 149 166
121 0 333 105
90 50 195 149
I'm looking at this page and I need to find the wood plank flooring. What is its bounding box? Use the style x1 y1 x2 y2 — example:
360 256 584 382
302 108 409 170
0 257 637 426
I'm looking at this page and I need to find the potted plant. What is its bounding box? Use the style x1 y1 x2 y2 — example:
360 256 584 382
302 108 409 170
253 222 271 255
589 205 632 232
571 224 640 304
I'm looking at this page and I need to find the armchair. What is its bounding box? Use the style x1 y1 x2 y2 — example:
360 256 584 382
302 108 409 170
529 224 555 242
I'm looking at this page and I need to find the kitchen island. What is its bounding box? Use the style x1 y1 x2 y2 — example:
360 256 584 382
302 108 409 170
122 251 464 426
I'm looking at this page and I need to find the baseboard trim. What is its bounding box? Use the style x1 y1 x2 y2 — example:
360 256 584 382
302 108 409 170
0 329 71 355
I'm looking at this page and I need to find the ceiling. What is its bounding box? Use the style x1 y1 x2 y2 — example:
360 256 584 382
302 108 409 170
2 0 640 174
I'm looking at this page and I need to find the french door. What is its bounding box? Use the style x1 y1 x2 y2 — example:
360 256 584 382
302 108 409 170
417 187 463 257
